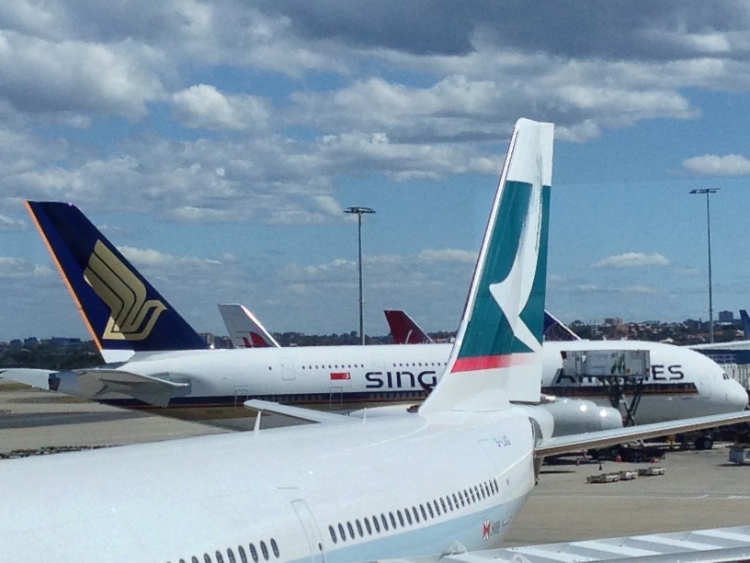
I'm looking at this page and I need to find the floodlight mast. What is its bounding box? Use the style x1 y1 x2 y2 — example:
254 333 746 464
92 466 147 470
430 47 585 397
344 206 376 345
689 188 719 343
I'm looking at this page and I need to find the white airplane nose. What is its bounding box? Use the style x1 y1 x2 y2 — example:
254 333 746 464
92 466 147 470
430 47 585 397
730 380 749 410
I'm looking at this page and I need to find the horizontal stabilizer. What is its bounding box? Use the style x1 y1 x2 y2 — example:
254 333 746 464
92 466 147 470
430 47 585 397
536 410 750 457
52 369 190 408
0 368 55 389
244 399 357 424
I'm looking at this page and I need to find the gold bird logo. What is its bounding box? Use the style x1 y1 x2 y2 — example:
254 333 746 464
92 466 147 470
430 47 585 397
84 240 167 341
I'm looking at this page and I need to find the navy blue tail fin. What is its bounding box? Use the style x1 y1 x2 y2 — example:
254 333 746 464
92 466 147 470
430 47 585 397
26 201 208 355
741 309 750 340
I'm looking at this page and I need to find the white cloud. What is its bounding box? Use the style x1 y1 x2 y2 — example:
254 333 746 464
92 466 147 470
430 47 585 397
0 214 26 231
682 154 750 176
172 84 271 131
0 31 164 119
417 249 477 264
593 252 670 269
0 256 51 278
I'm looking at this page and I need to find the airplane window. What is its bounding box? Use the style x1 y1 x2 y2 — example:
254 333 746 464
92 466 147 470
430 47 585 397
372 515 380 533
389 512 397 529
249 544 259 562
180 559 186 563
329 526 337 543
260 541 269 561
193 557 200 563
404 509 412 525
347 522 355 539
472 486 478 502
439 498 446 513
227 548 236 563
338 523 346 541
420 504 428 520
382 514 390 531
356 519 363 537
397 510 405 527
412 507 419 523
238 546 248 563
204 554 212 563
270 539 279 558
364 517 372 535
493 478 499 491
215 551 225 563
427 503 434 518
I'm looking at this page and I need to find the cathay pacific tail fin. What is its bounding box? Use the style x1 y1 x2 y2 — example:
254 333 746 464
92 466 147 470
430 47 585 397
25 202 208 356
384 310 434 344
420 118 554 414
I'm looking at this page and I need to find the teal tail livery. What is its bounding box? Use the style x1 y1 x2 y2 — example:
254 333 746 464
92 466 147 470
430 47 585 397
420 118 553 413
25 201 208 356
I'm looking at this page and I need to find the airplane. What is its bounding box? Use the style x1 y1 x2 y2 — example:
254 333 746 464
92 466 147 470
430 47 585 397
6 198 746 434
4 118 750 562
219 304 748 431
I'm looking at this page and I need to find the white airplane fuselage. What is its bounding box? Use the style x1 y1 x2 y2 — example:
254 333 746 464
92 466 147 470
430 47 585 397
0 408 537 562
91 339 748 428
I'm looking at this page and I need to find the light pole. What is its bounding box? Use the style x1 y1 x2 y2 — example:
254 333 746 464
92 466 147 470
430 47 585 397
689 188 719 343
344 206 375 345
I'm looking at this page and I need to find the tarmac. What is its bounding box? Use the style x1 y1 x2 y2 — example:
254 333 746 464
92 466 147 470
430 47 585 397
1 380 749 548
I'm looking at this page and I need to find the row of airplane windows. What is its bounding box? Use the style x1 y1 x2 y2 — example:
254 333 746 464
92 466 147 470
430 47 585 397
327 476 502 545
169 538 280 563
293 362 448 370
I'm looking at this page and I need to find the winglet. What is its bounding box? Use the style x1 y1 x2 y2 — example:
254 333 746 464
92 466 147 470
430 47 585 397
420 119 554 413
25 201 208 355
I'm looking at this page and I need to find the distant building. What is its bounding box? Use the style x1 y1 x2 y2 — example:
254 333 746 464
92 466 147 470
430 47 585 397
23 337 39 347
718 310 735 323
604 317 622 326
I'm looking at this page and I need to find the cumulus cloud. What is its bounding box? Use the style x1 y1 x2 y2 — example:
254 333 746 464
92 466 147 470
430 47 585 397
682 154 750 176
172 84 271 131
593 252 670 268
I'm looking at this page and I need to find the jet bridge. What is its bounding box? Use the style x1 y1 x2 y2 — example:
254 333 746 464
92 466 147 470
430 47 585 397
380 525 750 562
560 349 651 426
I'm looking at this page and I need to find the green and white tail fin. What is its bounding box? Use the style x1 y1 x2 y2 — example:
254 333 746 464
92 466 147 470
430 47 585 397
420 118 554 414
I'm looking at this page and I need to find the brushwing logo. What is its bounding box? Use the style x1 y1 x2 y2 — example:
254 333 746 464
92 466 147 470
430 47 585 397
488 153 545 353
83 240 167 341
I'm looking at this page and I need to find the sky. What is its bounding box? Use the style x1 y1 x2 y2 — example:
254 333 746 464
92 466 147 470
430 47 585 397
3 1 750 341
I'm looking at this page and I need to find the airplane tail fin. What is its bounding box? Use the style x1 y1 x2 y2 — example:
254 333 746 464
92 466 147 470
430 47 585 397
218 303 280 348
25 201 208 356
741 309 750 340
420 118 554 414
384 310 434 344
543 311 581 341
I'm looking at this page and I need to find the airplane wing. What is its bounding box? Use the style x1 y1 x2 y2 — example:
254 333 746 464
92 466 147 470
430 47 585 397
536 410 750 457
244 399 358 424
2 367 190 408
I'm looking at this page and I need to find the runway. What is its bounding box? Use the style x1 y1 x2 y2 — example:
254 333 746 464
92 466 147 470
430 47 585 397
1 380 749 548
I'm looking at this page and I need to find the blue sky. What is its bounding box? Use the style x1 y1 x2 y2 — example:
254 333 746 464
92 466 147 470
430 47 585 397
3 1 750 341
